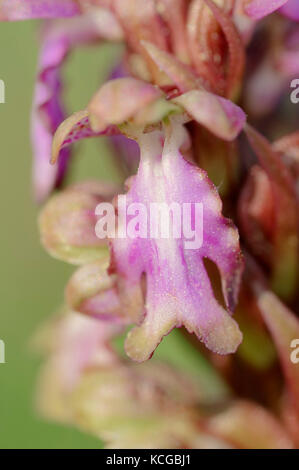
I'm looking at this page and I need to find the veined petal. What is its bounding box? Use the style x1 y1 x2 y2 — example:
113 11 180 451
173 90 246 141
0 0 79 20
110 121 243 362
245 0 288 19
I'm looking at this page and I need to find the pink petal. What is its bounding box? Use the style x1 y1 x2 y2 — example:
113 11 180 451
208 400 294 449
110 122 243 362
173 90 246 141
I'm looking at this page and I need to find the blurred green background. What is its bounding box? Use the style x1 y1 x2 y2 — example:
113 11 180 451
0 20 226 449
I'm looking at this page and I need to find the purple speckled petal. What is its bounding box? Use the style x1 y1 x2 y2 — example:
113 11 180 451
280 0 299 20
245 0 288 19
110 121 243 362
0 0 79 20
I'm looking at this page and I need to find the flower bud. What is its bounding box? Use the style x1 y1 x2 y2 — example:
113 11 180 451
39 181 117 265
